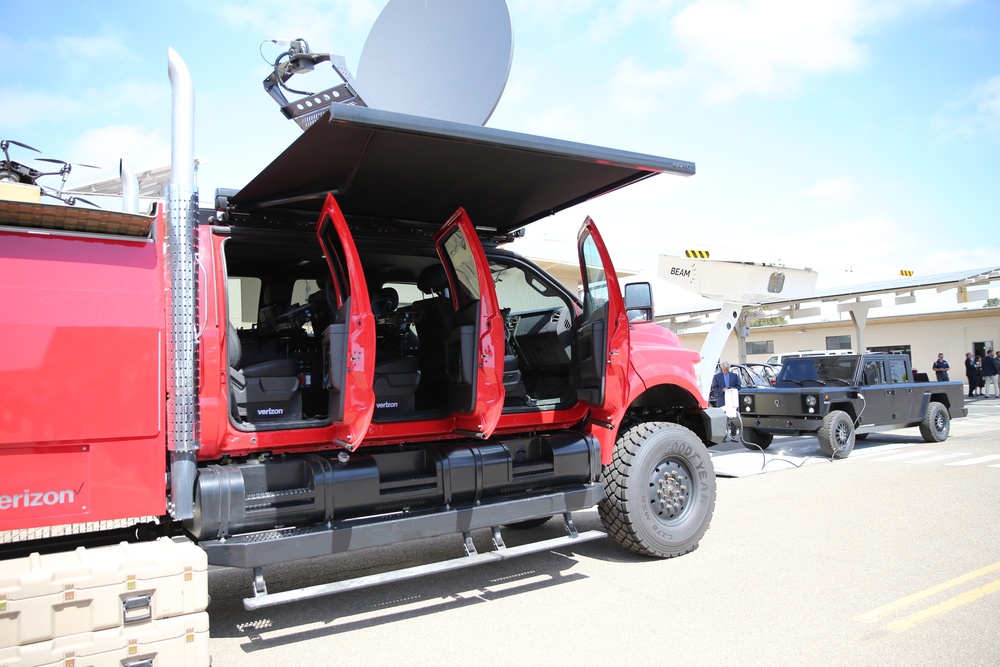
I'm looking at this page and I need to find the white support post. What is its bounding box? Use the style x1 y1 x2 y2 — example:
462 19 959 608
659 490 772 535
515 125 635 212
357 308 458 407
837 299 878 354
698 301 744 400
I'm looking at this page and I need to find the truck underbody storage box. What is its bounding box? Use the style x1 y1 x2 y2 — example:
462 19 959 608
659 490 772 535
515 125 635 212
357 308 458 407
0 536 207 654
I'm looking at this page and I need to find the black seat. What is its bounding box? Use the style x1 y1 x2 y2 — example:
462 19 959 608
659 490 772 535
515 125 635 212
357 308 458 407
257 280 295 337
228 321 301 422
411 264 453 408
370 286 420 418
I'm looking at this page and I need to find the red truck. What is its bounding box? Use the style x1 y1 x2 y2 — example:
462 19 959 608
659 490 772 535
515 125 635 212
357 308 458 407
0 50 723 659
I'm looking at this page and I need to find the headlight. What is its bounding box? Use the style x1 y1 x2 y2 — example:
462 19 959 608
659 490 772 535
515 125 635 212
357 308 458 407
805 395 818 407
743 395 752 406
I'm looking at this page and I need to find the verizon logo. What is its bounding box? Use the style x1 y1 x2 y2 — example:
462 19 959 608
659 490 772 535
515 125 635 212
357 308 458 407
256 407 284 416
0 488 77 511
376 401 399 409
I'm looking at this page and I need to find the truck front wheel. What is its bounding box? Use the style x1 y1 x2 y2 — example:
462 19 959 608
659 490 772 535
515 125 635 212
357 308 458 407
919 402 950 443
818 410 855 459
741 427 773 450
599 422 716 558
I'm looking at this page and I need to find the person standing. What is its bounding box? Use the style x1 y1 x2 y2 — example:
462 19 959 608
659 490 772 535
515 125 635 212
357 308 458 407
710 361 741 440
965 352 978 398
975 356 985 396
983 350 1000 398
932 353 950 381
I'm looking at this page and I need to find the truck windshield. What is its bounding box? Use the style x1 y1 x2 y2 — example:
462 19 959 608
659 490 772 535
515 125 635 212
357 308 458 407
777 356 859 386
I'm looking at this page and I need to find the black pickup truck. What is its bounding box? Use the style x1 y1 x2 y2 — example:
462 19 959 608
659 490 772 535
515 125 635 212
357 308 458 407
736 353 967 458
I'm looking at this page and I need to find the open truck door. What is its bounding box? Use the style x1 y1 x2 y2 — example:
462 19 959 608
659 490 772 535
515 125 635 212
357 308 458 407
316 193 376 448
576 217 630 451
434 208 505 438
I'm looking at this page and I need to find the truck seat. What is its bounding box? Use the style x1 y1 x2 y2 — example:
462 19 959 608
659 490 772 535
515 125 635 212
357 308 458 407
411 264 453 407
370 286 420 418
228 322 301 422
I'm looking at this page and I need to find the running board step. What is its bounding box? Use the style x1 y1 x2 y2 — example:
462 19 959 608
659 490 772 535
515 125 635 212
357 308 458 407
243 516 605 611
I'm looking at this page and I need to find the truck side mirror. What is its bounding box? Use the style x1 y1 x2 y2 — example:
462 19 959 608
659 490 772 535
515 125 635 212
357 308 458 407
624 282 654 322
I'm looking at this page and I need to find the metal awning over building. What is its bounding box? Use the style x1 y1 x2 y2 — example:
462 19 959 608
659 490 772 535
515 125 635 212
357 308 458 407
657 265 1000 363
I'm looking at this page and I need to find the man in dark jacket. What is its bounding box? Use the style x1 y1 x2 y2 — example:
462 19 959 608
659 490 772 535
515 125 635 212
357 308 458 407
965 352 978 398
983 350 1000 398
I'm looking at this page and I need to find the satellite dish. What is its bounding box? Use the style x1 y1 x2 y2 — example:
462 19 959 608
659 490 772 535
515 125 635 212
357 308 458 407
262 0 513 128
356 0 513 125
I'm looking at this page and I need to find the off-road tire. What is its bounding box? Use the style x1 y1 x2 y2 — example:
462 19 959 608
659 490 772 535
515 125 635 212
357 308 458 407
741 427 773 450
599 422 716 558
919 402 950 443
818 410 855 459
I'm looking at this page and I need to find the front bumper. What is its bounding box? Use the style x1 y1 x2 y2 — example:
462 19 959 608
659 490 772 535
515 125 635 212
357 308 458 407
739 414 824 435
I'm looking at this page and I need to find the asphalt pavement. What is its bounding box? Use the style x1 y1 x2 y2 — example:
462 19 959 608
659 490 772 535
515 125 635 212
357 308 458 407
206 398 1000 666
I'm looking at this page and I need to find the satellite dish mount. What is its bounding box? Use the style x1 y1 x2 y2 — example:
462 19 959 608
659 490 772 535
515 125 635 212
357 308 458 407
263 39 371 130
262 0 513 130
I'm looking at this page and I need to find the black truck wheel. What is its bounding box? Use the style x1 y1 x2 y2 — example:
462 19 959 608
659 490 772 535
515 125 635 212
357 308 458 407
818 410 855 459
599 422 716 558
919 402 950 443
741 427 773 450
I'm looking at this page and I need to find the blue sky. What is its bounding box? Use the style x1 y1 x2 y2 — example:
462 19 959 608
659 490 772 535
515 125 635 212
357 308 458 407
2 0 998 308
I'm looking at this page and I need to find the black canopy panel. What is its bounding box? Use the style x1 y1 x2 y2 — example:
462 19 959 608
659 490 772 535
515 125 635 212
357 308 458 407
232 104 694 235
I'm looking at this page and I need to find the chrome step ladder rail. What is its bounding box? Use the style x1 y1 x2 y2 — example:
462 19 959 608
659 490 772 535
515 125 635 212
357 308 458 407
242 512 605 610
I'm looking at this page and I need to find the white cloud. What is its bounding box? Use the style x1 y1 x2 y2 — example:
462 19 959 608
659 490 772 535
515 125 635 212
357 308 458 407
64 126 170 187
51 34 132 62
671 0 870 104
210 0 381 54
585 0 677 43
508 0 597 23
932 75 1000 142
0 81 166 133
522 103 588 140
803 176 859 204
610 58 689 118
594 0 966 107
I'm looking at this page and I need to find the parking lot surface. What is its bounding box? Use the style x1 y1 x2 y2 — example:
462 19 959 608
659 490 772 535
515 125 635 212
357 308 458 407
207 398 1000 666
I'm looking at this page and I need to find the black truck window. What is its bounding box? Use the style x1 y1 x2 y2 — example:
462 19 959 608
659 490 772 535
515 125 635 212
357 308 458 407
887 358 909 383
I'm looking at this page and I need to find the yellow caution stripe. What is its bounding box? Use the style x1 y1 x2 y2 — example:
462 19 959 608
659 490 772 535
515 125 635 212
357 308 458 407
899 269 914 276
685 250 709 259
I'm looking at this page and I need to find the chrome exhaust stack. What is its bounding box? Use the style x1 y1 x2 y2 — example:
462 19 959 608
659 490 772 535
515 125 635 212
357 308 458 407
119 159 139 214
165 47 200 520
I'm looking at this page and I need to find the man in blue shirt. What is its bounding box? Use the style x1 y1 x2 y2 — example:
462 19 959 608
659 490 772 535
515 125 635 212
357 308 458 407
710 361 741 440
932 353 950 381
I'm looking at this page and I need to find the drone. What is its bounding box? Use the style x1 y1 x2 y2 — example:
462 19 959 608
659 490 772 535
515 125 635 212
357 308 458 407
1 139 101 208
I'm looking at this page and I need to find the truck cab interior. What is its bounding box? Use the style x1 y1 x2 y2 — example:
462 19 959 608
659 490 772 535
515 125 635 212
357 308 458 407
221 226 583 433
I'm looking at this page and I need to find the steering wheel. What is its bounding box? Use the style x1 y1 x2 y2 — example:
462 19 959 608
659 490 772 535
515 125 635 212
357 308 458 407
273 302 316 331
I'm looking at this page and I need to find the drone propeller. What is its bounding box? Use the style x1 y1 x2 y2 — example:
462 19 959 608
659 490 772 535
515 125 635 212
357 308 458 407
34 158 100 195
36 158 100 169
39 185 101 209
0 139 45 184
1 138 42 159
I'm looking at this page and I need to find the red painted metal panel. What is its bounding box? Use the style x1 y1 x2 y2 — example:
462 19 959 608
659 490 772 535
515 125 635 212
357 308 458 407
577 217 631 460
0 227 167 529
317 193 376 448
434 208 504 438
627 324 705 407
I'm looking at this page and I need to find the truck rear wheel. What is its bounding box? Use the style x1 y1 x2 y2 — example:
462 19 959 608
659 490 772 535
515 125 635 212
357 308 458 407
919 402 950 443
741 427 773 450
818 410 855 459
599 422 716 558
